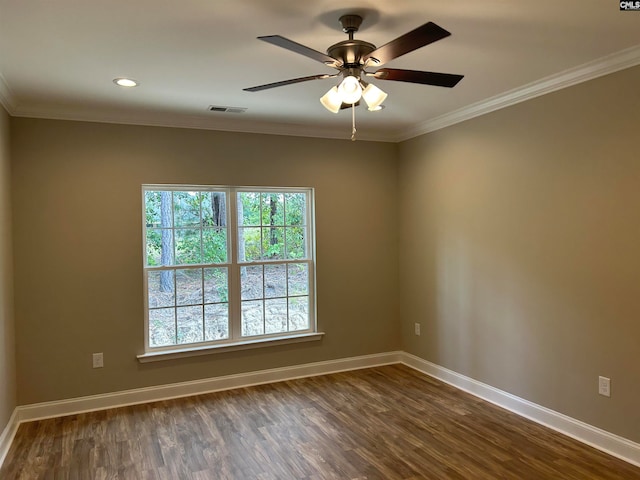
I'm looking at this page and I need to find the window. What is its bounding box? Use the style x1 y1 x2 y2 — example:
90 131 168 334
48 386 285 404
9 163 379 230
142 185 316 355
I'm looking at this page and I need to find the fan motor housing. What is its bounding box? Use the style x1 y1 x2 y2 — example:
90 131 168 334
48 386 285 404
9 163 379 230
327 40 376 67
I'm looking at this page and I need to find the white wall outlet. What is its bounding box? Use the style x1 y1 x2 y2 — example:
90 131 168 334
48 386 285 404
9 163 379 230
92 352 104 369
598 376 610 397
414 323 421 336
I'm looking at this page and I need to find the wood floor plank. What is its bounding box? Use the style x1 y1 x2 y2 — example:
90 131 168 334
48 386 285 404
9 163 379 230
2 364 639 479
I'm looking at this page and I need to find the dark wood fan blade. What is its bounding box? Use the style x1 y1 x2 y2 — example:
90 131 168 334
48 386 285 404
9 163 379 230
258 35 339 65
243 74 333 92
363 22 451 65
373 68 463 87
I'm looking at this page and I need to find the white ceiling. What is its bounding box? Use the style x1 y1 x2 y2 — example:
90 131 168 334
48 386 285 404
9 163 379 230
1 0 639 142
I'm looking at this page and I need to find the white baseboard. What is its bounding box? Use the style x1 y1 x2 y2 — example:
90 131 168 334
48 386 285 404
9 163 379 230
2 350 639 472
14 351 403 424
0 409 19 467
400 352 640 468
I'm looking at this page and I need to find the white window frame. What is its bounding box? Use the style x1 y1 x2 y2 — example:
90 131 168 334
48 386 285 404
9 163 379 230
138 185 321 362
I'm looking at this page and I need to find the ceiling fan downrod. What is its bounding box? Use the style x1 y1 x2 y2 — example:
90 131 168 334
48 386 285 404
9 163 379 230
339 14 363 40
327 15 377 70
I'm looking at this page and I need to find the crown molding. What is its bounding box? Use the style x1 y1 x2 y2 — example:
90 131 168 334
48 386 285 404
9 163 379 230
397 44 640 142
5 45 640 142
0 73 16 114
11 104 398 143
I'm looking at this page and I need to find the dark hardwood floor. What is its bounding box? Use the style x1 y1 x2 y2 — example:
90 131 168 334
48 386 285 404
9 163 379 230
2 364 639 479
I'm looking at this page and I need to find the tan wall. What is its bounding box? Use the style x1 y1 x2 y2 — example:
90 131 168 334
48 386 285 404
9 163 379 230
0 106 15 431
11 119 400 405
398 65 640 442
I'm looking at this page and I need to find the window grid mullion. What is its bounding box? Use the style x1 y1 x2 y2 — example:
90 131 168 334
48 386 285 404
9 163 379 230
283 196 287 259
200 268 205 341
259 193 264 260
262 265 266 335
171 191 176 270
173 265 178 345
198 195 204 341
228 188 241 341
286 263 290 331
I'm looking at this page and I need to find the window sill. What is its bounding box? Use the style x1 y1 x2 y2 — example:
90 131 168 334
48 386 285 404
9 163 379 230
137 332 325 363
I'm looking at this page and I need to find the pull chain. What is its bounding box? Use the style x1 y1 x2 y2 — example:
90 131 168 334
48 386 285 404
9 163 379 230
351 102 357 141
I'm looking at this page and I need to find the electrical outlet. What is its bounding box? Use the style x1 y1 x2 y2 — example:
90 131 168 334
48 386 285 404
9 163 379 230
92 352 104 369
598 376 610 397
414 323 421 336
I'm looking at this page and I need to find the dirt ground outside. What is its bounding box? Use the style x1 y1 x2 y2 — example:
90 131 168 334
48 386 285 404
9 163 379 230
147 264 309 347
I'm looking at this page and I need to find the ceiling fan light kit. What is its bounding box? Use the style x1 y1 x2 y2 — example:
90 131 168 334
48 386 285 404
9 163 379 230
320 86 342 113
321 77 387 114
362 83 388 111
337 75 363 104
244 13 463 139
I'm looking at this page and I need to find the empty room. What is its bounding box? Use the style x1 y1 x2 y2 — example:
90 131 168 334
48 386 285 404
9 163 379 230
0 1 639 478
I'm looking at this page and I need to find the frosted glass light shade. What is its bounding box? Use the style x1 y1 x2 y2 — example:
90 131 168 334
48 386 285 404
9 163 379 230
362 83 387 111
338 76 362 104
320 86 342 113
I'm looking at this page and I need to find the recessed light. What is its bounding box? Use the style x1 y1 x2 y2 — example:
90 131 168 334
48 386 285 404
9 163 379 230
113 78 139 87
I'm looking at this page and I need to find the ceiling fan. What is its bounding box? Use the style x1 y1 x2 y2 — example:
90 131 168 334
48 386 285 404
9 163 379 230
243 14 464 115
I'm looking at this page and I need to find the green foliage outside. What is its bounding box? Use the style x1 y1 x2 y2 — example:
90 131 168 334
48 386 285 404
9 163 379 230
145 189 308 266
238 191 306 261
145 190 228 266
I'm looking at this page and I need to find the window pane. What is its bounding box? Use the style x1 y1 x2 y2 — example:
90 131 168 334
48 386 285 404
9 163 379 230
285 226 306 260
238 192 261 227
241 265 263 301
147 270 175 308
264 264 286 298
175 228 201 264
149 308 176 347
176 305 203 344
145 191 162 227
145 191 175 268
261 193 284 226
145 191 174 228
239 227 261 262
146 229 162 266
289 297 309 331
265 298 288 334
242 300 264 336
202 228 227 263
201 192 227 227
285 193 306 226
288 263 309 296
147 229 175 267
176 268 202 306
201 192 213 226
262 227 284 260
205 303 229 340
204 267 228 304
174 191 201 227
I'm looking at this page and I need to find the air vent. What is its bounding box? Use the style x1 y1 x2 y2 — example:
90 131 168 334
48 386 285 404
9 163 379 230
208 105 247 114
